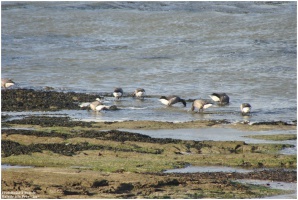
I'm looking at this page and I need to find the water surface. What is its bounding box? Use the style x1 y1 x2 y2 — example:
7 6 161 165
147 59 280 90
122 128 297 144
1 2 297 123
237 179 297 199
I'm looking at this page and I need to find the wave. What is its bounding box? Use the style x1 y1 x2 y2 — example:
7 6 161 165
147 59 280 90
2 2 295 14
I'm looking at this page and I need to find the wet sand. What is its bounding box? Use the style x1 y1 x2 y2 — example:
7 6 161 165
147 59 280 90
1 89 297 198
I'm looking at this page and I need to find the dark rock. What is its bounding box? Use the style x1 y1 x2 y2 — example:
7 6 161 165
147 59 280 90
92 180 109 188
114 183 134 194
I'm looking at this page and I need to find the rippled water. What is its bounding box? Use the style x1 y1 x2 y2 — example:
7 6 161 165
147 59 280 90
1 2 297 123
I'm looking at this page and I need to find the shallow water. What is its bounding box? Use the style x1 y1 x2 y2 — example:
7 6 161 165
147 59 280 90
1 2 297 123
0 99 256 123
165 166 297 198
236 179 297 199
122 128 297 144
236 179 297 191
1 164 33 170
122 128 297 155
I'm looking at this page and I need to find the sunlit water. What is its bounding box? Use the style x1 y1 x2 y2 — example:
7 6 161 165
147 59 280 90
1 2 297 123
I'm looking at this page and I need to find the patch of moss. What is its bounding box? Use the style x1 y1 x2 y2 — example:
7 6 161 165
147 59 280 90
2 135 296 172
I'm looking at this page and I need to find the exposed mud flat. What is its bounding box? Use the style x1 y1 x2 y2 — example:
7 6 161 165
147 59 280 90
1 167 296 199
1 126 296 198
1 89 297 198
2 0 297 197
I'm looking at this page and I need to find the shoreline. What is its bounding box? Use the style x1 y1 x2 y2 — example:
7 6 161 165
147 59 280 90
3 115 297 132
1 88 297 198
2 88 297 128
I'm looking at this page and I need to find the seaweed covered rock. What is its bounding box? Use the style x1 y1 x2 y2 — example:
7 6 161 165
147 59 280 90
1 89 99 111
8 116 93 127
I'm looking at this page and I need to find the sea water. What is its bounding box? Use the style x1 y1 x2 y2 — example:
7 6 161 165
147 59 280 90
1 2 296 123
